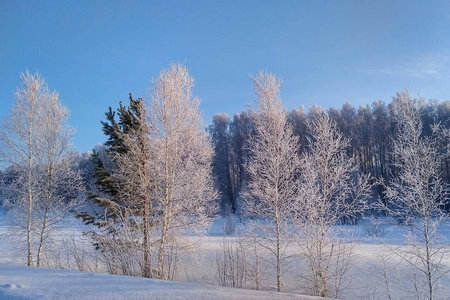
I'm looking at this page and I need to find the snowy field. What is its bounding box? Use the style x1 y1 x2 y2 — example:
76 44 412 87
0 264 325 300
1 211 450 299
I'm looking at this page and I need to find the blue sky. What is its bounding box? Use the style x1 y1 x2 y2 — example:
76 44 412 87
1 0 450 153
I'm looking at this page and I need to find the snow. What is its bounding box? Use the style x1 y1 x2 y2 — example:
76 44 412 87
0 212 326 300
1 213 450 299
0 264 323 300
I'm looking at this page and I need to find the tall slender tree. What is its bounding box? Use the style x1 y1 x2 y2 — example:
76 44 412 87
0 71 47 266
378 90 449 300
78 94 158 277
34 90 83 267
0 71 83 267
148 63 218 279
243 71 301 292
229 111 254 212
111 96 157 278
297 114 372 298
209 113 234 214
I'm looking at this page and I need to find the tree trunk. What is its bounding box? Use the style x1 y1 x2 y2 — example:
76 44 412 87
143 196 151 278
37 159 55 267
424 220 434 300
318 224 328 297
275 208 282 292
27 166 33 267
158 146 171 279
141 137 152 278
36 208 49 267
27 116 34 267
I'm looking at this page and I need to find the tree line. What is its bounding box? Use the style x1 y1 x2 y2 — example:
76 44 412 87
209 90 450 216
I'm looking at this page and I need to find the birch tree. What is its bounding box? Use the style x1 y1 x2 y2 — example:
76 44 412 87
243 71 301 292
0 71 83 267
32 91 84 267
297 114 371 298
378 90 449 300
148 63 218 280
0 71 48 266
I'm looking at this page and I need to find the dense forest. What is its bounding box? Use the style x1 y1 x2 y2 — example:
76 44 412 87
209 95 450 215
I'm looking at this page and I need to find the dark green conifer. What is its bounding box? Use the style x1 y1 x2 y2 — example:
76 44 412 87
77 94 156 277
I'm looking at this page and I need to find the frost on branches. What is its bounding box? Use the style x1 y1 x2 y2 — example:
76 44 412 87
296 114 372 298
378 90 450 300
148 63 218 279
0 71 84 267
79 64 218 280
243 71 301 292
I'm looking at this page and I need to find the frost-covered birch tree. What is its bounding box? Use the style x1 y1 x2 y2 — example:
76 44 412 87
0 71 84 267
378 90 449 300
33 94 84 267
297 114 371 298
0 71 47 266
243 71 301 292
148 63 218 280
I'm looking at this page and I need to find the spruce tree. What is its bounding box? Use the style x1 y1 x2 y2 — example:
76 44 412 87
77 94 156 277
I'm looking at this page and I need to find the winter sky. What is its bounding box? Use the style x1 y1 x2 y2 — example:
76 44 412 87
1 0 450 153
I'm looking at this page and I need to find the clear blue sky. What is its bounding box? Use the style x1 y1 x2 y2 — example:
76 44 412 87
1 0 450 153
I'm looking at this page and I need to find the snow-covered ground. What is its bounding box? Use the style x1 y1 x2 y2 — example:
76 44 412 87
0 264 325 300
0 212 326 300
1 212 450 299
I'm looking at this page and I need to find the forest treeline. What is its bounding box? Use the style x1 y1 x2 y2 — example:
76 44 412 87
209 96 450 215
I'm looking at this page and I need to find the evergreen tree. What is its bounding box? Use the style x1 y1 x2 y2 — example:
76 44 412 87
77 94 156 277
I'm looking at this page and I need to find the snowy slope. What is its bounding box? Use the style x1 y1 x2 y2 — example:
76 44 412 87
0 264 325 300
